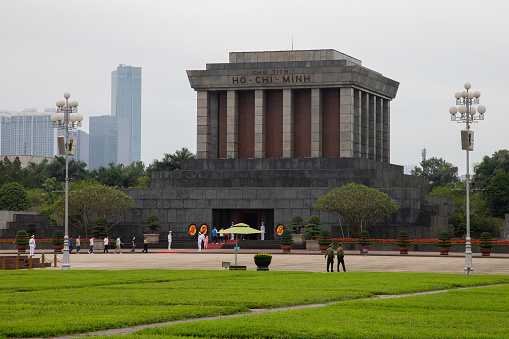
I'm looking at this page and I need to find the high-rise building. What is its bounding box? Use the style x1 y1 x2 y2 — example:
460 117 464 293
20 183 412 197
88 115 130 170
111 64 142 164
0 108 57 158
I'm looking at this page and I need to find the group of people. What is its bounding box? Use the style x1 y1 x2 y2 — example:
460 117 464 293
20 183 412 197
325 243 346 272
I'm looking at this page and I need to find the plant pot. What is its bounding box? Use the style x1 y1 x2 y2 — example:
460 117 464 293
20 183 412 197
254 257 272 271
480 247 492 257
53 244 64 253
281 244 292 253
291 233 304 245
16 244 27 253
319 244 330 253
305 239 319 251
144 234 160 244
438 247 450 255
358 245 370 254
398 246 410 255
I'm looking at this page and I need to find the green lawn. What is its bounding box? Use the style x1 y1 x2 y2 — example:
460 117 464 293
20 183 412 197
1 270 508 338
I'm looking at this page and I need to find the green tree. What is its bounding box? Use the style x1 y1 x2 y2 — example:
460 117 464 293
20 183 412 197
0 182 31 211
91 161 147 188
147 147 195 174
302 215 323 240
411 157 459 192
314 183 399 237
485 173 509 218
45 156 89 183
53 182 135 235
90 217 110 239
472 149 509 189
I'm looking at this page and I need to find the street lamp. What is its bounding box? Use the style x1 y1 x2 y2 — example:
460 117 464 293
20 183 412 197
449 82 486 275
51 92 83 270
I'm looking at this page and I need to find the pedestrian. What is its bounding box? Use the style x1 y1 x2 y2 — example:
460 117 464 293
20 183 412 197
29 235 36 257
76 236 81 254
260 222 265 241
88 237 95 254
131 236 136 253
103 236 109 253
142 236 148 253
114 236 122 254
219 228 224 243
337 243 346 272
325 243 334 272
197 232 205 251
69 236 73 254
212 227 217 244
168 231 172 250
204 234 209 249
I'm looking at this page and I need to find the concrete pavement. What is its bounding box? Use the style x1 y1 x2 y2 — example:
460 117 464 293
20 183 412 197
6 248 509 275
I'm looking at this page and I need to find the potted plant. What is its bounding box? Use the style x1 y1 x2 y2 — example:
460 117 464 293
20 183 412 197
91 217 109 251
52 230 65 253
303 215 322 251
254 253 272 271
14 230 29 252
478 232 494 257
289 216 306 244
26 223 37 237
437 231 452 255
279 229 294 253
141 215 162 243
357 230 371 253
318 229 332 253
396 230 411 255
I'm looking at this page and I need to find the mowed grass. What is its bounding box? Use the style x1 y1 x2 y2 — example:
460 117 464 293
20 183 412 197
1 270 508 338
126 285 509 339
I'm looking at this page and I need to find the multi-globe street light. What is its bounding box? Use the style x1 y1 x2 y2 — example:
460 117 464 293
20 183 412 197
449 82 486 274
51 92 83 270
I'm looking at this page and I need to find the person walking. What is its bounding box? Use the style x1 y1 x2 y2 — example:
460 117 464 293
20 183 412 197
204 234 209 249
142 237 148 253
336 243 346 272
212 227 217 244
197 232 205 251
29 235 36 257
76 236 81 254
168 231 172 250
114 236 122 254
103 236 109 253
325 243 334 272
69 237 73 254
131 236 136 253
219 228 224 244
88 237 95 254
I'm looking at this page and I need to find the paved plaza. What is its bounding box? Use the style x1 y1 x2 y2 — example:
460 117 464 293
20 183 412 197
7 249 509 275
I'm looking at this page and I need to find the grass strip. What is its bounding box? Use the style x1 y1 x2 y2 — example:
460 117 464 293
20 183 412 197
1 270 508 338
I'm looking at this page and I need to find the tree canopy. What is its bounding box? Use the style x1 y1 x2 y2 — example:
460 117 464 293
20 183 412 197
147 147 195 174
472 149 509 189
313 183 400 237
0 182 31 211
411 157 459 192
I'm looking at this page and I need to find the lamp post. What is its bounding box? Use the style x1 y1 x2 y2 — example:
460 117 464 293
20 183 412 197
51 92 83 270
449 83 486 274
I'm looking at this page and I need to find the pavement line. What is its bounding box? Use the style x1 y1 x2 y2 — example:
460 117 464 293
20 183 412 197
41 283 507 339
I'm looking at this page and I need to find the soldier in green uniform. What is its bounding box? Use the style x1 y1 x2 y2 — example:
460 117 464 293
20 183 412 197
337 243 346 272
325 243 334 272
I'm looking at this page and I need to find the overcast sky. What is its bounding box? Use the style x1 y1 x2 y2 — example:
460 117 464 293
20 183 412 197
1 0 507 175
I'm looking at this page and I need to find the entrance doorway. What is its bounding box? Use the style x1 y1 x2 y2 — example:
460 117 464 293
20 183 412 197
212 209 274 240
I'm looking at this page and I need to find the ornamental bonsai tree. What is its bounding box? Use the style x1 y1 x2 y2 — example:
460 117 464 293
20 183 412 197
288 216 306 234
357 230 371 246
478 232 494 249
91 217 109 239
141 214 162 234
396 230 411 247
51 230 64 246
302 215 323 240
279 229 295 246
317 229 332 246
437 231 452 248
14 230 29 246
26 223 37 236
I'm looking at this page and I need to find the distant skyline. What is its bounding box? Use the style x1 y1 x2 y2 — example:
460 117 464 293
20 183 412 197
1 1 507 175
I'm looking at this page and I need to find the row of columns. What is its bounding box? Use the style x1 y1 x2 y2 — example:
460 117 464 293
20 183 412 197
196 88 390 162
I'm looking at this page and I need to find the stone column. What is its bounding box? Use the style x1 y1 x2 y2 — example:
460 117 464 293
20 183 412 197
254 90 266 158
383 99 390 163
361 92 369 159
209 92 219 159
226 90 238 159
339 87 354 158
196 91 210 159
353 89 362 158
311 88 322 158
368 94 376 161
376 96 383 162
282 89 293 158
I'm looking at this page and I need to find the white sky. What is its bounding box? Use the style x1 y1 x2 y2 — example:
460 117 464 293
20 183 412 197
1 0 507 175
